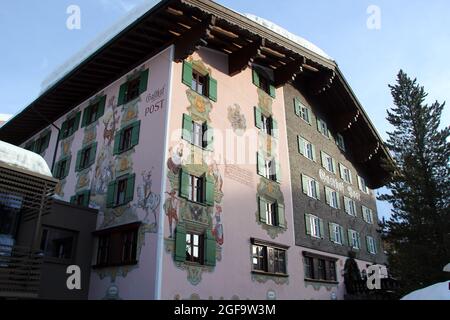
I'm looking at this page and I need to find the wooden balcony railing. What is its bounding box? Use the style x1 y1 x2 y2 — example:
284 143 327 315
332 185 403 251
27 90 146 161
0 245 44 299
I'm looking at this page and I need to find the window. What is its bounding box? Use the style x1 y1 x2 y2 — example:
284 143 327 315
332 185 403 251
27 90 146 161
82 96 106 127
34 131 51 154
305 214 324 239
118 69 149 105
329 223 345 245
182 114 213 150
186 233 203 264
60 112 81 140
106 174 136 208
182 61 217 101
303 252 337 282
254 107 278 138
179 170 215 206
321 152 336 174
252 68 275 98
70 190 90 207
301 174 320 200
54 156 71 180
325 187 340 209
94 222 140 268
251 239 288 275
348 229 361 250
258 197 285 228
174 224 216 266
357 175 369 194
113 121 141 155
298 136 315 161
317 118 330 138
257 153 280 182
366 236 377 255
0 194 22 239
339 163 353 184
40 226 77 261
76 142 97 172
344 196 357 216
293 98 311 124
362 206 374 224
336 133 345 151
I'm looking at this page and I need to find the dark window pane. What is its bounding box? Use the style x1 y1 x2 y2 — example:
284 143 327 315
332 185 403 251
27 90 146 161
125 78 140 103
40 227 77 260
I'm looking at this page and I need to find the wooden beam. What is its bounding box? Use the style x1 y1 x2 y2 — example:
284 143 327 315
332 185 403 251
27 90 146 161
273 56 305 87
174 16 214 62
228 38 263 76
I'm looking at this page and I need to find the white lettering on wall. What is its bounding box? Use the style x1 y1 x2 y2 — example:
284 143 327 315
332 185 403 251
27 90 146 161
319 169 361 200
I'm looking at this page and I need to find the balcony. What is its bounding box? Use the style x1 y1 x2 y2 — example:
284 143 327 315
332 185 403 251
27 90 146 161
0 245 44 299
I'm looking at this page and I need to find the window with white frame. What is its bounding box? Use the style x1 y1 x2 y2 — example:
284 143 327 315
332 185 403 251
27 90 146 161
321 152 336 174
336 133 345 151
302 174 320 200
305 214 323 238
325 187 340 209
348 229 361 249
366 236 377 254
344 196 357 216
298 136 315 161
317 118 330 138
357 175 369 194
362 206 374 224
329 223 344 245
294 98 311 124
339 163 352 184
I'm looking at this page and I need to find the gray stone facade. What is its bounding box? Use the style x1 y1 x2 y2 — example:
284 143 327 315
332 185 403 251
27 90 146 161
283 83 386 264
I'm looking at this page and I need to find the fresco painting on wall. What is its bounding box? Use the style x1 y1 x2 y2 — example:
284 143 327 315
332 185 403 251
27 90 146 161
227 103 247 136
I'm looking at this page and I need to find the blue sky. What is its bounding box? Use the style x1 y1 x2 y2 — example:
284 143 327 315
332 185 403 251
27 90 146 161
1 0 449 219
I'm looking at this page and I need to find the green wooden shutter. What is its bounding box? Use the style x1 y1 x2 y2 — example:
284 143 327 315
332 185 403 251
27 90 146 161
139 69 149 95
329 223 336 242
336 192 341 209
366 236 370 253
317 118 322 133
252 69 260 87
258 197 267 224
75 149 83 172
59 121 68 140
131 121 141 148
118 83 128 106
275 160 281 183
319 218 325 239
298 136 305 155
320 151 326 168
271 118 278 138
257 152 265 176
305 214 312 235
356 233 361 249
125 174 136 204
70 196 76 204
113 130 122 155
277 203 285 228
325 187 331 205
83 190 90 207
315 181 321 200
182 114 193 142
73 112 81 133
41 131 51 150
179 169 190 199
348 230 353 247
311 144 316 162
294 98 301 116
89 142 98 167
64 156 71 179
206 124 214 151
81 106 90 128
97 95 106 120
182 61 193 87
208 77 217 102
254 107 262 129
25 140 35 152
174 223 187 262
301 174 308 194
269 84 276 98
341 227 348 246
106 180 116 208
205 175 215 206
204 229 216 266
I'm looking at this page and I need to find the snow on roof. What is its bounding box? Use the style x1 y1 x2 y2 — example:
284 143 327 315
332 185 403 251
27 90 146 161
0 140 53 178
401 281 450 300
0 114 12 122
40 0 162 93
243 14 332 61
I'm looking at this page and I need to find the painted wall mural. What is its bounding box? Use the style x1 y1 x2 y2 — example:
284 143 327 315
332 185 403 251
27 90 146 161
227 103 247 136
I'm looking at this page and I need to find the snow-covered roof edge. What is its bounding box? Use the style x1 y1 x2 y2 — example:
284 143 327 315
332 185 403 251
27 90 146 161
0 140 53 178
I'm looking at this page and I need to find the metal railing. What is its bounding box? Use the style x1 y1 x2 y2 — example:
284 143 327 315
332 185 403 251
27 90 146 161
0 245 44 299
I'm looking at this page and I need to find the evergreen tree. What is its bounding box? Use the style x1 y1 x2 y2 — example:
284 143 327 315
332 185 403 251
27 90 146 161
379 70 450 296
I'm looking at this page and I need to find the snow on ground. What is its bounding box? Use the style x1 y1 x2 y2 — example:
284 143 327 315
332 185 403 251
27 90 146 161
0 140 53 177
401 281 450 300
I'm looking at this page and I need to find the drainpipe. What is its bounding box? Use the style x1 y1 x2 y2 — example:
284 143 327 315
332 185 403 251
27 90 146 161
30 107 60 173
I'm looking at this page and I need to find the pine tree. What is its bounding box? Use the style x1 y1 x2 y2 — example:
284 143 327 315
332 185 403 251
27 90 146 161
379 70 450 296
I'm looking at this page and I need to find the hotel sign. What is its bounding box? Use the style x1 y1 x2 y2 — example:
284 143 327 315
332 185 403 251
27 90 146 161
319 169 361 201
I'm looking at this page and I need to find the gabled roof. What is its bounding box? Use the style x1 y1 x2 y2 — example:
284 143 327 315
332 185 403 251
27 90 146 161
0 0 393 187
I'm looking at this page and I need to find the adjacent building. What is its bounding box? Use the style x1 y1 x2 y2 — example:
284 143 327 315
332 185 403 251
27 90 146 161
0 0 393 300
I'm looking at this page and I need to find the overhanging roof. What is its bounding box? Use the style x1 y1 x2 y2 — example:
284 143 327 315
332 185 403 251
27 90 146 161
0 0 393 187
